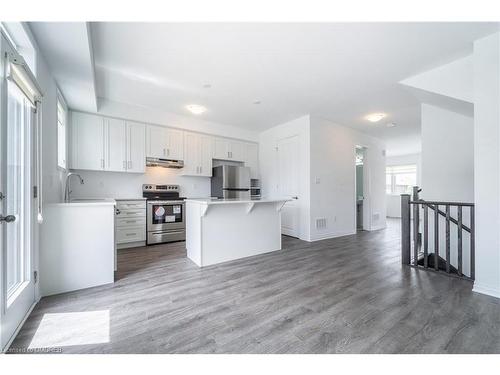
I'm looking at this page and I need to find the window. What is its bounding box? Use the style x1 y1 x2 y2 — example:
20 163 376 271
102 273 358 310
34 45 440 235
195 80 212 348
57 93 67 170
386 165 417 195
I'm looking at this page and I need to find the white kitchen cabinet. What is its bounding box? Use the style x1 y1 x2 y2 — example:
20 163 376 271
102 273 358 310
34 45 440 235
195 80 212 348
146 125 166 158
213 137 244 161
70 112 105 170
146 125 184 160
182 132 213 176
106 118 127 172
126 121 146 173
71 112 145 173
244 142 260 179
167 128 184 160
199 136 213 176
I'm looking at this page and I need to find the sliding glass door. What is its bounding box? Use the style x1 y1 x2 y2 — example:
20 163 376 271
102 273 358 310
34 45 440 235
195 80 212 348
1 35 37 351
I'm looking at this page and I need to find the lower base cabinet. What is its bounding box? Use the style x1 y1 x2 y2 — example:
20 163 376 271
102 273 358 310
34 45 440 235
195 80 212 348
115 200 146 249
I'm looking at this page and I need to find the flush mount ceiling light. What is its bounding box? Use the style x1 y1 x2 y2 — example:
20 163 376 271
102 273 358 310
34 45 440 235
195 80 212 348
202 83 212 88
365 113 386 123
386 122 396 128
185 104 207 115
253 100 261 105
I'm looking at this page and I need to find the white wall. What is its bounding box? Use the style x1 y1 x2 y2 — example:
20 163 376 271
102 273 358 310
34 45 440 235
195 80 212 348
473 32 500 298
309 117 387 240
386 153 422 218
259 115 311 241
70 168 211 199
421 104 474 202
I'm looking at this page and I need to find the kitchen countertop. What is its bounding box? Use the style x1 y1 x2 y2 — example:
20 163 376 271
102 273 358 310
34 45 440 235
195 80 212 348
185 197 290 205
49 198 116 207
115 198 147 201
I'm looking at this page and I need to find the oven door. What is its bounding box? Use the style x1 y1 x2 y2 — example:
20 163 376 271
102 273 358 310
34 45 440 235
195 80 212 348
147 201 185 231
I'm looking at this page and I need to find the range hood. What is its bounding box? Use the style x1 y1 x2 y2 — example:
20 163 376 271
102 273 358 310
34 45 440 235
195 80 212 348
146 157 184 169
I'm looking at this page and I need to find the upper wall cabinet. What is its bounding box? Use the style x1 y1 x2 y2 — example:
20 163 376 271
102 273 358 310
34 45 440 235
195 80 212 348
244 143 260 179
182 132 213 177
146 125 184 160
213 138 245 161
126 121 146 173
71 112 105 170
70 112 145 173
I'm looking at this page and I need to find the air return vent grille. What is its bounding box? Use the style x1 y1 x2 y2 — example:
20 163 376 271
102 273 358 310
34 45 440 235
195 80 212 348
316 218 327 229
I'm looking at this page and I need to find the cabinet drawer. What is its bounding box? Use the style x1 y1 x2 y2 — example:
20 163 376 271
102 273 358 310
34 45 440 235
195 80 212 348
117 226 146 243
116 201 146 210
117 208 146 218
116 217 146 228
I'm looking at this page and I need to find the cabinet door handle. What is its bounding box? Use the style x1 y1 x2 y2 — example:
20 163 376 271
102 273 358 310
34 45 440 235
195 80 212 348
101 159 105 169
167 148 170 157
128 161 132 169
199 166 202 174
123 161 126 170
163 148 166 156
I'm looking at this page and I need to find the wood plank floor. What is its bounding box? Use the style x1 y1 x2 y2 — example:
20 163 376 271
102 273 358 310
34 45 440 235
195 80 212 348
9 219 500 353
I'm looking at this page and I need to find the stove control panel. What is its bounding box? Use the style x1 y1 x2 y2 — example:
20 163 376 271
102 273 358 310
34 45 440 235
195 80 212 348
142 184 180 192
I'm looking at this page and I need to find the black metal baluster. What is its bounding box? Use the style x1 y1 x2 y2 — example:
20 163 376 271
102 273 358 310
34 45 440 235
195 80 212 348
458 206 463 277
413 202 419 266
445 205 450 273
470 206 475 280
434 205 439 271
423 204 428 268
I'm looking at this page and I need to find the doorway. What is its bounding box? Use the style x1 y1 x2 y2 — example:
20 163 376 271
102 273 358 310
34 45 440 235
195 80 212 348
355 146 367 231
1 35 38 351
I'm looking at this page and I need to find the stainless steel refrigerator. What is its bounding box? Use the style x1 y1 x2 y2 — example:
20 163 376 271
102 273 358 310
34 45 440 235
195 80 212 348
211 165 251 199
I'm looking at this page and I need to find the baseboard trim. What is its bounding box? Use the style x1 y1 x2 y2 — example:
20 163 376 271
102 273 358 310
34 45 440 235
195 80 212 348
472 282 500 299
2 300 38 353
309 231 356 242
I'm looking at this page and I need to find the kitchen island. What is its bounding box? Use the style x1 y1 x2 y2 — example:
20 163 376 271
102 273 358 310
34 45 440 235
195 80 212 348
185 198 289 267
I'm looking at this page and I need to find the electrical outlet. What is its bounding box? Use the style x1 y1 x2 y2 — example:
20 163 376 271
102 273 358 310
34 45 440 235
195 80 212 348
315 177 321 184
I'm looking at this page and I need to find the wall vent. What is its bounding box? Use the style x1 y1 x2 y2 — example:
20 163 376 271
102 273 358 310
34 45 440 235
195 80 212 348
316 218 327 229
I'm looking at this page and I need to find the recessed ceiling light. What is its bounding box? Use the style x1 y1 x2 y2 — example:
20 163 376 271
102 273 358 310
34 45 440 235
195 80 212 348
185 104 207 115
253 100 261 105
365 113 386 123
386 122 396 128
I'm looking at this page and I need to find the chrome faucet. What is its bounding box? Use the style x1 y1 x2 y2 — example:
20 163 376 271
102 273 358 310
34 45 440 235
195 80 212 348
64 173 84 202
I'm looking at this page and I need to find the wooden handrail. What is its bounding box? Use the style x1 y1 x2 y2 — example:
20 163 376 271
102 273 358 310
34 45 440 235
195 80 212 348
409 200 474 207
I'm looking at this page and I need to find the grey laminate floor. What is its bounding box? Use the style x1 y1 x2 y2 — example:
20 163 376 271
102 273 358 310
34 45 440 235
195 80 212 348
9 219 500 353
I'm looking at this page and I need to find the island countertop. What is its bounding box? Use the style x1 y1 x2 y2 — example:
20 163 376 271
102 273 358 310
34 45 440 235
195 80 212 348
185 197 290 205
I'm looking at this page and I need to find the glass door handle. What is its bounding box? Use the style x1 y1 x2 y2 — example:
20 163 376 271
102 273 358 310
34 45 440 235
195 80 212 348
0 215 16 223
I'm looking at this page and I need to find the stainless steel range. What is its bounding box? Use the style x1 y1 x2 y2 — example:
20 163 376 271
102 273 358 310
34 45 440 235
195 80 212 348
143 184 185 245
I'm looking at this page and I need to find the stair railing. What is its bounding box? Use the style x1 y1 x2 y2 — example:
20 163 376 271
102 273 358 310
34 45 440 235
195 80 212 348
401 186 475 280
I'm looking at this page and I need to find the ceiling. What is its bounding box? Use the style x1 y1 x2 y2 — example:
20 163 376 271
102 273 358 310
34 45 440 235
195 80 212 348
90 23 497 154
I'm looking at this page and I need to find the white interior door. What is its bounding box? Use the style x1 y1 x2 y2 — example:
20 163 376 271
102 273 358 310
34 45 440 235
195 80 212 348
1 78 36 350
277 135 300 238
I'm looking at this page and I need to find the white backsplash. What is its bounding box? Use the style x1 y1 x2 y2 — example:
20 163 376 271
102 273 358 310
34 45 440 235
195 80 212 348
70 167 211 200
